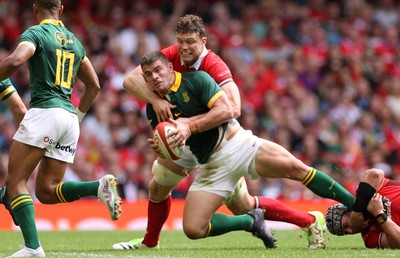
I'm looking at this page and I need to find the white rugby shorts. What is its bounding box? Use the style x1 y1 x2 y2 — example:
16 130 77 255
189 127 262 199
13 107 79 163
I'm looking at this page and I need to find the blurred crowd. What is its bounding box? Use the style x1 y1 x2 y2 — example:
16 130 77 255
0 0 399 201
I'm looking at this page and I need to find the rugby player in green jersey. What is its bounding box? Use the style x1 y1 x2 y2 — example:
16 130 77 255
0 1 122 256
141 50 355 248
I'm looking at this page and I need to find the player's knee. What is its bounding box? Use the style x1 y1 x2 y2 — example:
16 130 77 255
35 187 55 204
148 178 174 201
183 224 205 239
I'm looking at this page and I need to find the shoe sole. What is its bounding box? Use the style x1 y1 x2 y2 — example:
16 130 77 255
101 176 123 221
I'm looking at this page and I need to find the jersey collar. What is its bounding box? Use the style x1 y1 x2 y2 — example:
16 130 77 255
40 19 64 26
169 71 182 92
180 45 207 70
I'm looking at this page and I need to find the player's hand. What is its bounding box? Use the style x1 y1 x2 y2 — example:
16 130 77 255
152 98 176 123
367 193 384 217
147 137 166 158
169 118 190 147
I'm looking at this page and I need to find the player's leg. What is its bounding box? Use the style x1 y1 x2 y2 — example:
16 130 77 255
226 178 325 248
226 178 316 227
5 140 45 256
113 158 190 250
35 157 122 220
183 190 275 248
253 138 355 208
35 110 122 220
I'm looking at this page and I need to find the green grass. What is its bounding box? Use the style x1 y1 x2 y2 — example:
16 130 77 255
0 230 398 257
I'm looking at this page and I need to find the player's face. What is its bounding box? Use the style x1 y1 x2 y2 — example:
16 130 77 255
142 60 174 94
176 32 206 67
341 212 367 234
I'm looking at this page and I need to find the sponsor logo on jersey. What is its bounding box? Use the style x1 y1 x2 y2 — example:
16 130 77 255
44 136 76 154
55 31 73 46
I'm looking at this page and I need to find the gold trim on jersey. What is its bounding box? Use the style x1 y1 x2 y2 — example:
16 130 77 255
207 91 224 108
40 19 65 26
169 71 182 92
0 85 15 100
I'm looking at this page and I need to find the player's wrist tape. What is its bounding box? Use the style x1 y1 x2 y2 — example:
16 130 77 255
76 107 86 123
188 121 200 134
351 182 376 213
375 212 388 225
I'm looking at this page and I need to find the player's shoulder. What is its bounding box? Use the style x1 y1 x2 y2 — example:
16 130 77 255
202 50 226 65
161 45 179 58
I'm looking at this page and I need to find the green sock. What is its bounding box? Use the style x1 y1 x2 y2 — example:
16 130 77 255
302 168 355 208
55 181 99 203
12 194 40 249
208 213 253 237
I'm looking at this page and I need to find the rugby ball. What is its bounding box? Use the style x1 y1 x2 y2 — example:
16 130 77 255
153 122 184 160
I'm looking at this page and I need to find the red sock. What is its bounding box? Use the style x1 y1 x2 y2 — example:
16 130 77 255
142 195 172 247
257 197 315 228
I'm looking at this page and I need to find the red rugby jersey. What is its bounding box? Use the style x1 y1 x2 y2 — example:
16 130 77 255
362 178 400 248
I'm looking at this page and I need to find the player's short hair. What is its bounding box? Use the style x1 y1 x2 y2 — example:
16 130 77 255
36 0 61 9
325 203 350 236
176 15 206 37
140 51 169 67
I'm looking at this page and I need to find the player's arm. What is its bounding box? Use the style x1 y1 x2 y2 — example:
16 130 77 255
0 42 35 81
123 65 175 122
76 58 100 119
171 92 234 145
220 80 241 118
3 92 27 125
368 193 400 248
350 169 384 231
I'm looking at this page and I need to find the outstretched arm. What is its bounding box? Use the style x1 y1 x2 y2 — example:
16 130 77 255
123 65 175 122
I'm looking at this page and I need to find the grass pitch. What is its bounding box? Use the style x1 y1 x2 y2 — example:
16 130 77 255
0 230 398 257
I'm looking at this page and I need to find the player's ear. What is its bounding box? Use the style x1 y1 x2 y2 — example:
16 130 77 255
168 62 173 71
59 5 64 16
201 37 207 45
32 4 38 15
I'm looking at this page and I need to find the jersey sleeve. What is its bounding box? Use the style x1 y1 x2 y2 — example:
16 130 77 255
19 27 39 48
0 79 16 101
200 52 233 86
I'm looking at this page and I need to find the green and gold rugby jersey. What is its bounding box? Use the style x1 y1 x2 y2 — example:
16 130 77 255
0 78 16 101
146 71 227 164
19 19 86 113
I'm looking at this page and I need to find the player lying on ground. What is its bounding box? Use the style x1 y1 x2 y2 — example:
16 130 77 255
326 168 400 249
